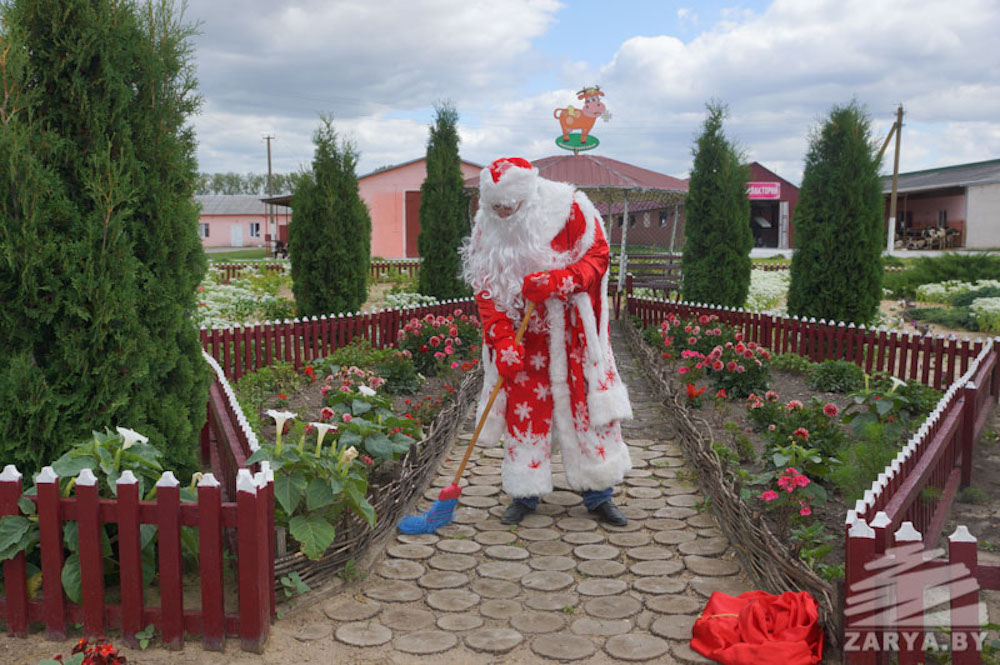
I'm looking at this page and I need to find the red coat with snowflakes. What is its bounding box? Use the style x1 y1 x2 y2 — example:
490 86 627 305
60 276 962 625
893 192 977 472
473 186 633 498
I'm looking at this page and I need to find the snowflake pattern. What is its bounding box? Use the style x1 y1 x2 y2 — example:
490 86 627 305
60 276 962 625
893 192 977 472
514 401 533 421
499 346 522 366
532 382 552 401
573 400 590 432
513 371 530 386
529 459 541 469
569 346 586 366
529 352 547 370
558 275 578 296
529 273 551 286
510 421 547 449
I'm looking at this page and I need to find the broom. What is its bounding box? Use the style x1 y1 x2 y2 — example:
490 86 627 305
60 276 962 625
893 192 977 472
398 302 535 534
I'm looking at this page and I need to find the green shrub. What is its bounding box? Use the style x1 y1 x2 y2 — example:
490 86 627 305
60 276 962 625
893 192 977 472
951 285 1000 307
958 486 989 505
907 306 977 330
883 252 1000 299
808 361 864 393
374 354 421 394
771 353 820 374
829 421 899 502
317 339 421 394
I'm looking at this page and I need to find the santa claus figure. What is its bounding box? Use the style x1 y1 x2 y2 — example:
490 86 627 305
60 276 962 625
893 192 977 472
461 157 633 526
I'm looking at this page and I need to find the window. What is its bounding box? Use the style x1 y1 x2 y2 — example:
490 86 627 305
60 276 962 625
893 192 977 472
198 223 209 238
629 214 636 228
659 210 669 227
249 222 261 238
616 215 623 228
938 210 948 227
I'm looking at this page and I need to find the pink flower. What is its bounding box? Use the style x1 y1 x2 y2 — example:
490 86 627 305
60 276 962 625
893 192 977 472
795 474 811 488
339 385 351 393
451 362 460 369
444 346 454 355
786 400 804 411
735 343 746 354
761 490 779 502
688 336 698 345
768 424 776 431
777 476 794 492
678 367 690 374
744 350 754 359
800 506 812 517
320 407 335 421
713 328 722 335
793 427 810 440
735 365 746 373
823 403 839 417
321 385 331 398
765 390 779 402
735 333 744 342
343 413 353 423
712 360 724 371
434 351 445 359
429 336 441 347
726 361 737 371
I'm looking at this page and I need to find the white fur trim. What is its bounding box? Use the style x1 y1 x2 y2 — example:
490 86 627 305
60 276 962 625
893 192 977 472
476 344 507 445
528 179 577 253
480 164 539 209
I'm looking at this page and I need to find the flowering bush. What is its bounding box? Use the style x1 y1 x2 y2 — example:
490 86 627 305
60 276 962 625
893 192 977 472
915 279 1000 304
759 468 817 537
682 333 772 398
44 638 127 664
194 263 296 328
398 311 481 376
383 292 439 309
744 270 790 312
657 313 738 360
970 296 1000 332
746 393 846 479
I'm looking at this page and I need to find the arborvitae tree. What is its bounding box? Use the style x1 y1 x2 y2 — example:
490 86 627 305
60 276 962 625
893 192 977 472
289 117 371 316
787 102 883 324
681 103 752 307
0 0 208 475
417 104 471 299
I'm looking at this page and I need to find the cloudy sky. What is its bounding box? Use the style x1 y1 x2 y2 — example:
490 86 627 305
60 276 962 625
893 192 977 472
186 0 1000 186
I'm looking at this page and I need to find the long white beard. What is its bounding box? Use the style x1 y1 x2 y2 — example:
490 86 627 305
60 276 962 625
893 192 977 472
461 202 562 315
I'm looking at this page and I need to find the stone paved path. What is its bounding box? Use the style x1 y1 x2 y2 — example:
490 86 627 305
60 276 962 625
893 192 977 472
304 323 752 663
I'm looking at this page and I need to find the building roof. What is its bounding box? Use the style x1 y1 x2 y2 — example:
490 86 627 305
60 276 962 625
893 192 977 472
196 194 291 215
464 154 688 193
881 158 1000 194
359 156 483 181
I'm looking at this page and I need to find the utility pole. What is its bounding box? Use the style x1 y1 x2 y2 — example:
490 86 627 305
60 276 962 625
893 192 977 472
878 106 903 252
264 134 276 252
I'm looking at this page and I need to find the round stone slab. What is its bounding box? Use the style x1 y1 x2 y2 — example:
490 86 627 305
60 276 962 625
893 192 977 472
620 505 650 520
543 491 583 506
518 528 560 541
426 589 480 612
686 513 718 528
671 642 714 664
365 582 423 603
630 559 684 576
461 484 499 496
475 530 517 545
584 595 643 619
418 571 469 589
628 545 674 561
294 622 331 642
394 630 459 655
646 594 704 615
510 611 566 634
690 576 752 598
608 532 652 547
679 537 730 556
471 578 521 599
531 634 597 661
465 627 524 654
528 539 573 556
519 513 555 528
668 494 703 507
578 578 628 596
578 559 627 577
380 606 436 631
522 570 575 591
437 524 475 539
485 545 530 560
684 555 741 576
570 617 631 636
459 494 498 508
627 486 663 499
477 561 531 580
436 539 482 554
525 592 579 611
388 543 435 560
398 533 440 545
563 531 605 545
646 518 687 531
575 544 621 560
323 598 381 621
651 613 697 639
480 599 523 620
452 507 489 523
603 520 643 533
633 577 687 595
335 622 392 647
653 530 698 545
556 517 599 531
428 553 477 572
377 559 425 580
605 634 672 662
531 555 577 572
654 506 698 519
437 614 484 632
625 498 665 511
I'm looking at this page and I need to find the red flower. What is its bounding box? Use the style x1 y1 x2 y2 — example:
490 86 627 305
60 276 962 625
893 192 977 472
320 407 335 421
715 389 727 399
823 403 839 417
761 490 779 502
685 383 706 401
420 345 429 353
278 393 288 400
712 360 724 371
799 506 812 516
793 427 810 440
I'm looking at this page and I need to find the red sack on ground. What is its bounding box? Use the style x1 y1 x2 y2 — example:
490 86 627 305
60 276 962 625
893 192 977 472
690 590 824 665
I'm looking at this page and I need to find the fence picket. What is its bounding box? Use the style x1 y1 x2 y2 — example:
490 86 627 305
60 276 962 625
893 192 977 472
157 473 184 649
36 468 65 639
0 466 28 637
76 472 105 639
198 475 225 651
116 474 144 647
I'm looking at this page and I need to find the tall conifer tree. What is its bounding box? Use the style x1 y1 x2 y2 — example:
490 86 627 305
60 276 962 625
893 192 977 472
0 0 208 474
417 104 471 299
787 102 883 324
681 103 753 307
289 117 371 316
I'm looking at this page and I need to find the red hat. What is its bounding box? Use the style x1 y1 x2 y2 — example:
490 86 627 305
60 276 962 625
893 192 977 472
480 157 538 209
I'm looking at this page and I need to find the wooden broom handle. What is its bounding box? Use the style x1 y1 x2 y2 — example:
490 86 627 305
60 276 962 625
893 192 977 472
452 302 536 485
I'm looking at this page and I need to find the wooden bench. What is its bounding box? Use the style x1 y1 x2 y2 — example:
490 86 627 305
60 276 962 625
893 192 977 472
608 252 683 317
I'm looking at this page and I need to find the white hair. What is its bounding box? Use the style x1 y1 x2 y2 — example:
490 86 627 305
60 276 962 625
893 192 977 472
461 199 562 315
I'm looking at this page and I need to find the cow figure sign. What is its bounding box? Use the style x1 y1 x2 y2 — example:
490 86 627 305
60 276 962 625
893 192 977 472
554 85 610 154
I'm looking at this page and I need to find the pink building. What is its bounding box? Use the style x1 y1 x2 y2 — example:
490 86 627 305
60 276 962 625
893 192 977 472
360 157 482 258
196 195 291 249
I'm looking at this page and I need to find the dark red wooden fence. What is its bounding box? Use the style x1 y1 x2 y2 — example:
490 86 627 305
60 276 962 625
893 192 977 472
0 465 274 653
200 299 477 381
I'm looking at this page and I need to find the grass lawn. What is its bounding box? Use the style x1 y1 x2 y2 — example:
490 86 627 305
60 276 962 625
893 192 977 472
206 248 271 261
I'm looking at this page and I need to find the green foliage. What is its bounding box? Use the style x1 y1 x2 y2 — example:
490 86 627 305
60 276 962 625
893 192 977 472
770 353 820 374
787 101 883 325
958 486 989 505
196 172 303 196
234 362 302 434
0 0 209 477
807 360 865 393
135 624 157 650
681 102 753 306
790 522 843 582
907 306 977 330
289 117 371 316
722 421 755 463
950 285 1000 307
884 252 1000 299
319 340 422 394
417 104 472 300
321 385 422 463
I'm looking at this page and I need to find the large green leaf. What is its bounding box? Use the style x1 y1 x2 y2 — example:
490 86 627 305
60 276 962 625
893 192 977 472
289 515 336 560
274 473 307 515
305 477 334 512
339 431 363 448
245 448 273 466
51 454 96 479
63 522 79 552
0 515 32 560
346 485 376 527
140 524 158 550
351 399 372 415
62 554 82 604
365 434 394 460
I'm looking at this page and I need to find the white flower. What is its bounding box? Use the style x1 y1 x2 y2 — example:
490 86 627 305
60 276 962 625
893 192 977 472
265 409 296 435
339 446 358 467
889 376 907 393
310 422 335 453
116 426 148 450
358 385 377 397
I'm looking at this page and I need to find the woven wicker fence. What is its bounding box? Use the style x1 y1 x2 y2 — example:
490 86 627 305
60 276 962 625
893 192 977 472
621 318 841 646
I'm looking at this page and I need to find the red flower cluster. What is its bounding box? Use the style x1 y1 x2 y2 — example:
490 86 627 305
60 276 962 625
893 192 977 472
760 468 813 517
55 638 127 665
